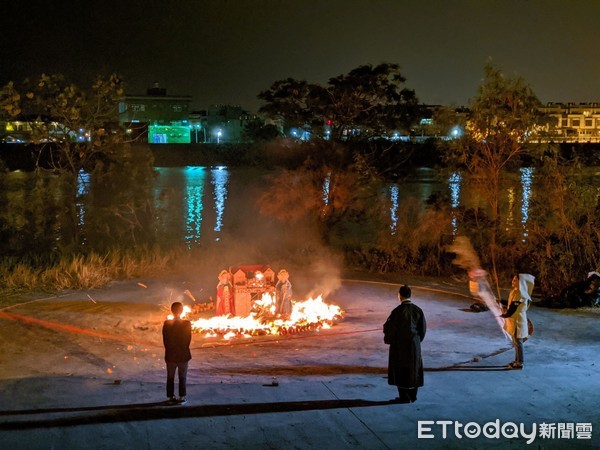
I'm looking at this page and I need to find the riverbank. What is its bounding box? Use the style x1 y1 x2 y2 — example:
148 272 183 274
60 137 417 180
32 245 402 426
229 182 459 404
3 141 599 172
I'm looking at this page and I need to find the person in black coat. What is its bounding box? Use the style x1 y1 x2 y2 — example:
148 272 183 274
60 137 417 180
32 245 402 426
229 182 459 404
162 302 192 403
383 285 426 403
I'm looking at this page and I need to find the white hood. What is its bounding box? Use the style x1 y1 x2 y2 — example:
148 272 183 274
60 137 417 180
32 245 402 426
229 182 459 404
518 273 535 301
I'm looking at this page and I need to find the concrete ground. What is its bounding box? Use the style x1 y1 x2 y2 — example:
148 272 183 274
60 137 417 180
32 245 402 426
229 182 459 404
0 278 598 449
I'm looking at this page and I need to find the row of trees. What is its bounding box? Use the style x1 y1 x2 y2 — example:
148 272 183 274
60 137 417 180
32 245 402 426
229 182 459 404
1 74 127 174
258 63 420 142
1 74 156 259
256 62 599 298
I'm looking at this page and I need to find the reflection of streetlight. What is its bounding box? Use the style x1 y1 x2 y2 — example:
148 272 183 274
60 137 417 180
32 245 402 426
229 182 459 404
217 129 222 144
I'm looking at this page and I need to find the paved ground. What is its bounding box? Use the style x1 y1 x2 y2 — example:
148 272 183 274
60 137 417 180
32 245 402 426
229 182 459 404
0 278 598 449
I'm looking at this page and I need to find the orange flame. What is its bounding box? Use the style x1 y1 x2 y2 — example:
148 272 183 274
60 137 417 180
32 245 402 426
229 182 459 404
167 305 192 321
188 293 342 340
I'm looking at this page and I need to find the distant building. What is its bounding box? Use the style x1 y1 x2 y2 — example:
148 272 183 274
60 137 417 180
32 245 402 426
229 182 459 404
161 104 255 144
412 105 468 142
189 110 208 144
118 83 192 144
539 102 600 143
1 115 83 143
204 105 255 144
419 103 600 144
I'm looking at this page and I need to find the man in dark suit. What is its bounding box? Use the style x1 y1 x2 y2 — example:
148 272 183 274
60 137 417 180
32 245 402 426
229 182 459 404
162 302 192 403
383 285 426 403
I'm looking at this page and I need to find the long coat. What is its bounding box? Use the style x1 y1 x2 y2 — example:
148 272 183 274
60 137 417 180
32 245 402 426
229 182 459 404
504 274 535 339
383 300 426 388
162 319 192 363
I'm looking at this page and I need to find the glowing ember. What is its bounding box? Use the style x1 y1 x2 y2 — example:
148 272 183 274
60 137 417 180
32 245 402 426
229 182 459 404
186 293 342 340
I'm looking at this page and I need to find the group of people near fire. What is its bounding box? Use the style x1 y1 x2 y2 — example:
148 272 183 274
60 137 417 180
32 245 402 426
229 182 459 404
162 263 597 404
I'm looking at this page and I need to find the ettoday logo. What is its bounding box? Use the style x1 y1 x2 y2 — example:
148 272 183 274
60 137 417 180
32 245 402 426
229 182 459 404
418 420 593 444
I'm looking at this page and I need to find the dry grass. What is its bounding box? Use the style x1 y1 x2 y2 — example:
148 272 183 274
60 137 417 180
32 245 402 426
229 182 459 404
0 247 185 294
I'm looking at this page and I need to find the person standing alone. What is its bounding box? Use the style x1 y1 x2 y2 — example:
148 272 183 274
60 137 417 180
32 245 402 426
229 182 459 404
383 285 426 403
162 302 192 403
502 273 535 369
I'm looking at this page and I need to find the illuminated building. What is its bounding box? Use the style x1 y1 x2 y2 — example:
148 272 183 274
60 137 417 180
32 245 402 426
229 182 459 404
1 116 81 143
118 82 192 144
538 103 600 143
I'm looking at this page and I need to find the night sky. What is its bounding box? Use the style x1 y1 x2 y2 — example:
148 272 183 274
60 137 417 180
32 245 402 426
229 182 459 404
2 0 599 112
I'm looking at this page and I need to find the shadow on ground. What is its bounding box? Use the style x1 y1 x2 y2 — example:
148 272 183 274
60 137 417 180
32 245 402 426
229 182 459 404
0 397 404 430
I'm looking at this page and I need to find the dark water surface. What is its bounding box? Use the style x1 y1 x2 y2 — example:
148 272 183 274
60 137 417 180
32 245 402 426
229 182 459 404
0 166 542 256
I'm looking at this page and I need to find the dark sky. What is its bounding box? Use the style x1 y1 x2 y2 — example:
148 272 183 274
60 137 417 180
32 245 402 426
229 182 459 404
2 0 599 112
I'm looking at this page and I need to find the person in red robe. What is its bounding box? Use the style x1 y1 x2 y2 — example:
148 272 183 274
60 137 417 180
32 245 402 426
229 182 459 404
215 270 235 316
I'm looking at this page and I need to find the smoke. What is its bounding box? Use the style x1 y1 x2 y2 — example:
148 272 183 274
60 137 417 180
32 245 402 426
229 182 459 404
182 224 343 301
287 247 343 300
163 167 344 301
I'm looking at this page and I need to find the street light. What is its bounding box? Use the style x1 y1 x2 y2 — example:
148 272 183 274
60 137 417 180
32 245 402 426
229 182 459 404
217 129 222 144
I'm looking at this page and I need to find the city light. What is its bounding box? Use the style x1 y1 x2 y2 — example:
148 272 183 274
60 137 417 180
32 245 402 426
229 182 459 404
451 126 462 138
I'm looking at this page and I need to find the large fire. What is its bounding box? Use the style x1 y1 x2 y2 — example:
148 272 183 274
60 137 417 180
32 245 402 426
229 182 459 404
169 293 343 340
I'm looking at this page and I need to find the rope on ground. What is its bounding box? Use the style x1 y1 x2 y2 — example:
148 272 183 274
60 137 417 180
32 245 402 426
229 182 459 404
0 294 70 312
0 310 160 348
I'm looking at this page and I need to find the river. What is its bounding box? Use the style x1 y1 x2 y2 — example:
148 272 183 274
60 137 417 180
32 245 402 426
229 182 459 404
0 165 563 257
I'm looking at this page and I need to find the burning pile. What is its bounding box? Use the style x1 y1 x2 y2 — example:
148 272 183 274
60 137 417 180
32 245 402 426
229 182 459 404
186 293 343 340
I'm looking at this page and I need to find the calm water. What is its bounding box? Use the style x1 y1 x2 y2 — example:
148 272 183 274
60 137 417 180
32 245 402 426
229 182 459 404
152 167 291 248
0 166 539 255
151 166 535 246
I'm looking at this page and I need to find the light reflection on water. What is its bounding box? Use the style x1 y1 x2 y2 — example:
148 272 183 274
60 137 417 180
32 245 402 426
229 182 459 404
322 172 331 206
520 167 533 241
448 172 462 235
183 167 206 247
76 166 536 246
449 172 461 208
77 169 90 226
506 187 515 231
382 169 533 239
152 166 230 246
211 166 228 237
389 185 399 235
